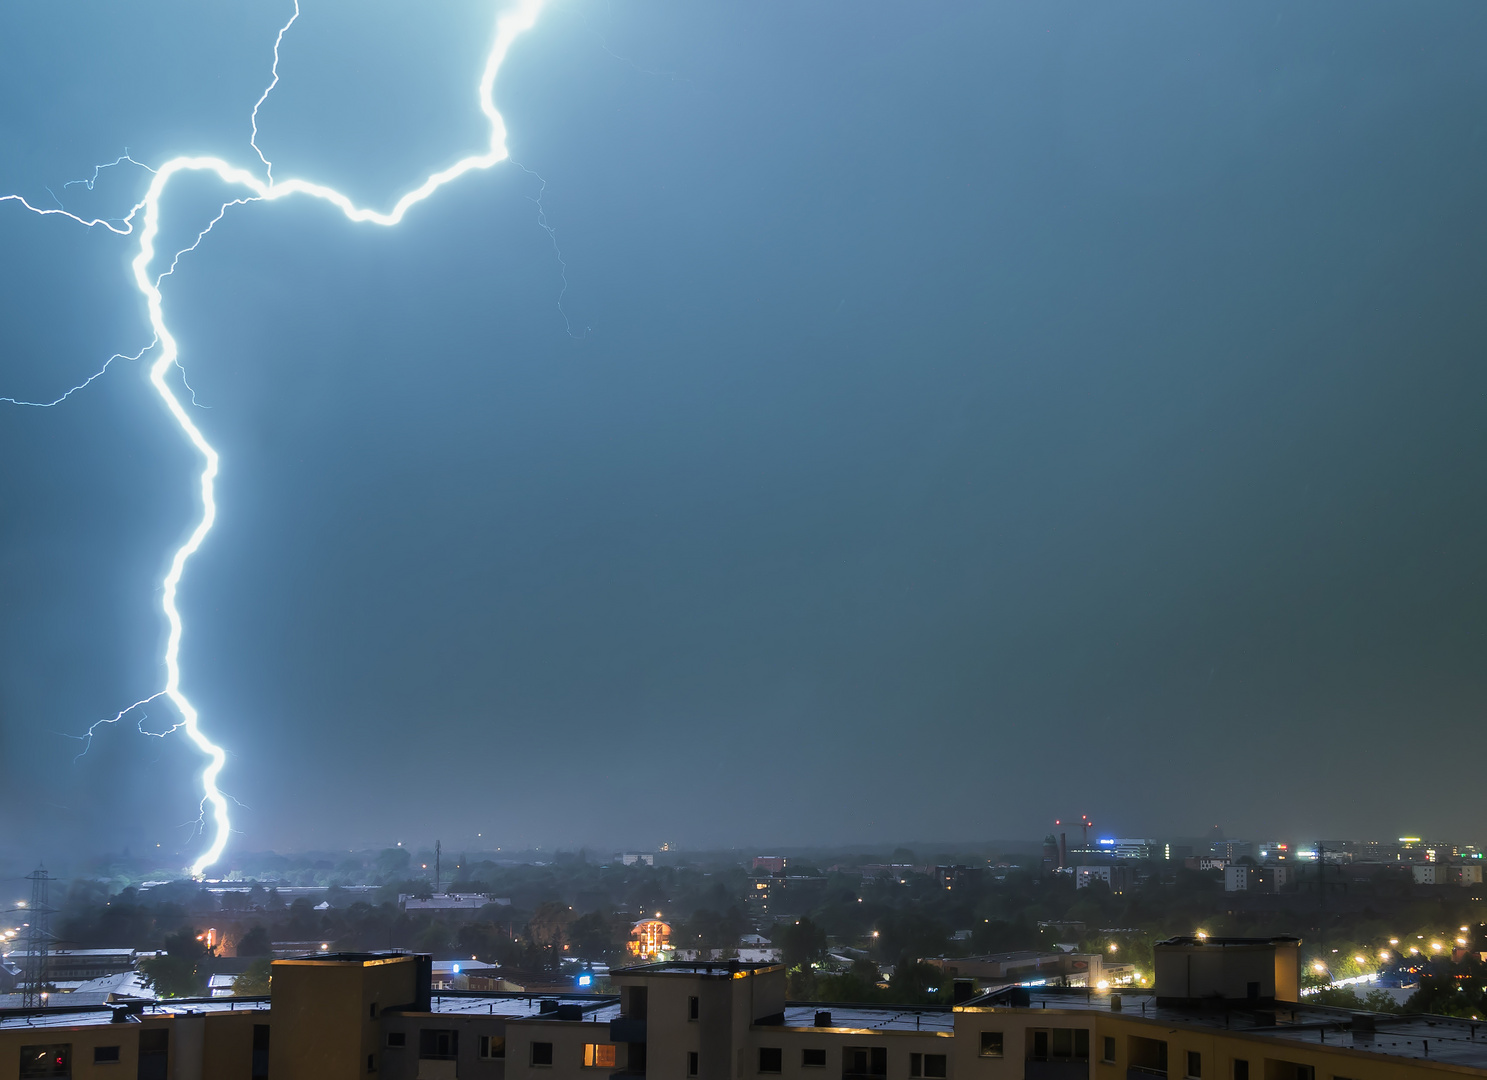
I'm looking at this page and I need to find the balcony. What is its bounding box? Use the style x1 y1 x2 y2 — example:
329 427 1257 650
610 1018 647 1043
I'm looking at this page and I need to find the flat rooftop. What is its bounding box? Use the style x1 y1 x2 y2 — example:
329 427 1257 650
779 1004 954 1034
0 997 268 1031
617 961 781 976
978 989 1487 1070
426 994 622 1022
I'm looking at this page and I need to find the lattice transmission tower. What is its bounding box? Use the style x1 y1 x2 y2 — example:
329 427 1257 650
21 866 55 1009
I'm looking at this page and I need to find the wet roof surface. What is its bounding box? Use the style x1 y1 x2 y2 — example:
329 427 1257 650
427 994 623 1022
1003 991 1487 1069
780 1005 955 1034
0 998 269 1030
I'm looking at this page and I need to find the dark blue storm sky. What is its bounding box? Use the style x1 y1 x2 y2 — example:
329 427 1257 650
3 1 1487 864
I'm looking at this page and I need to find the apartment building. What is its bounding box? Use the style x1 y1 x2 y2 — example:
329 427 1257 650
2 940 1484 1080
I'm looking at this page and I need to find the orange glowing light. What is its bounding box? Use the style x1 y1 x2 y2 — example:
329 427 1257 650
628 919 671 959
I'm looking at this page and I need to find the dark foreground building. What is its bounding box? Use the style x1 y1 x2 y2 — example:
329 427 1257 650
0 939 1481 1080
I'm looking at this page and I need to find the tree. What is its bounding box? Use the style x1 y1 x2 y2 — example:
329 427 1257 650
774 918 828 970
874 910 949 964
569 912 627 963
527 901 577 970
376 847 412 880
140 929 210 998
232 957 272 996
888 956 950 1004
236 926 272 957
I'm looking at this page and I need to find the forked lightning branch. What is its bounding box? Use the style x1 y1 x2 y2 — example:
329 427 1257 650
0 0 551 877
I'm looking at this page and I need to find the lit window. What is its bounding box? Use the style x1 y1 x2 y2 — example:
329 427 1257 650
979 1032 1004 1058
479 1036 505 1060
20 1045 71 1079
584 1044 617 1068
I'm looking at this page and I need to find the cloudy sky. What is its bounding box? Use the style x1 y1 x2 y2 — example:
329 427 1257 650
3 0 1486 867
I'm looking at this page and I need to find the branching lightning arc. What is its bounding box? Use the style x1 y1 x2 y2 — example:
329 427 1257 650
1 0 552 876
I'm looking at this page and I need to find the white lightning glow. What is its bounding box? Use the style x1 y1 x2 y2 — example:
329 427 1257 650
2 0 550 876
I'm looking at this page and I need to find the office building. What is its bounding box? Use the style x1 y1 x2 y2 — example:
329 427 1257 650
1074 866 1132 894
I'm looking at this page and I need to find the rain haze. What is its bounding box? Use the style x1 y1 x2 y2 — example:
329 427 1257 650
2 1 1486 865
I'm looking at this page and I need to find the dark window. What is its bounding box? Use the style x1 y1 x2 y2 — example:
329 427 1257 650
1102 1038 1116 1064
1035 1029 1088 1062
924 1055 946 1079
138 1030 169 1080
388 1033 406 1048
803 1049 827 1069
532 1041 554 1067
367 1053 376 1073
979 1032 1004 1059
370 1003 379 1019
252 1025 270 1080
689 1052 700 1076
420 1030 459 1061
479 1036 506 1060
689 996 700 1020
1234 1063 1248 1080
760 1048 783 1073
94 1046 121 1064
844 1047 887 1078
1295 1068 1315 1080
19 1045 70 1079
911 1054 923 1077
1129 1036 1167 1076
628 986 648 1019
1187 1052 1202 1079
1246 982 1260 1001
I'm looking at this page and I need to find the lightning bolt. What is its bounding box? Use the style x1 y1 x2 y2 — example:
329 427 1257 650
2 0 552 877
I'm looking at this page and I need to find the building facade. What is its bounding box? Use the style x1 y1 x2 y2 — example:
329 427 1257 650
0 946 1482 1080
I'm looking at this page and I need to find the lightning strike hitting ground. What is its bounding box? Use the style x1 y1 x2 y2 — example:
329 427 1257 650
1 0 552 876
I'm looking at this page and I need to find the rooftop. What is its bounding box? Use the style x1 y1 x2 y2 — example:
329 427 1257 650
968 989 1487 1069
274 951 413 965
0 997 268 1031
423 993 622 1023
616 961 781 978
1155 936 1302 947
778 1004 954 1034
